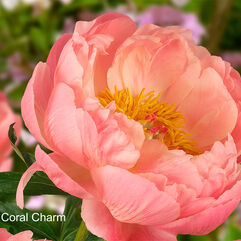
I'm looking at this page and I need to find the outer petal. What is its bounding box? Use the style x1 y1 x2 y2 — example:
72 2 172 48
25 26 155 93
21 62 52 149
16 146 92 209
44 83 83 164
82 199 177 241
161 180 241 235
47 33 72 79
91 165 180 225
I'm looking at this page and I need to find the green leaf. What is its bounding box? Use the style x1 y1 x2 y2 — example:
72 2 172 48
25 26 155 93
8 123 34 167
0 202 57 240
8 123 17 145
0 172 67 201
220 220 241 241
59 196 82 241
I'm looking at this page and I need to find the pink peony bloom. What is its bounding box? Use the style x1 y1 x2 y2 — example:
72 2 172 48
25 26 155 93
0 228 50 241
18 13 241 241
0 92 21 171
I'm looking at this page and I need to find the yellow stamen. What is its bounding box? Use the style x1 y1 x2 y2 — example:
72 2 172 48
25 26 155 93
98 88 202 155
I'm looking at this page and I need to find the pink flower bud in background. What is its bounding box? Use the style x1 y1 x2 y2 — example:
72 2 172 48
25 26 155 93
0 92 21 171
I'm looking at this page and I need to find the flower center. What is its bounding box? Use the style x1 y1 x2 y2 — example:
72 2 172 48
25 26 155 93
98 87 201 155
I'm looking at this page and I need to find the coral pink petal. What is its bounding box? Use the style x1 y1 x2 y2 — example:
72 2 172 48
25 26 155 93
222 67 241 155
21 63 51 149
8 231 33 241
92 14 137 95
128 226 177 241
16 161 41 209
0 158 12 172
107 39 155 96
82 199 177 241
179 67 238 148
82 199 126 241
161 181 241 235
76 102 140 169
44 83 83 164
47 33 72 78
91 165 180 225
54 40 85 100
0 228 12 240
135 140 203 194
147 38 188 95
16 146 91 209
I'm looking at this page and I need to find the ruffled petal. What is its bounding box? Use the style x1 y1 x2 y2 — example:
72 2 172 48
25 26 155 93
91 165 180 225
161 180 241 235
135 140 203 195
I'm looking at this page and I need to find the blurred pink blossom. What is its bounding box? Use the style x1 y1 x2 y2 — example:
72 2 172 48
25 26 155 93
221 52 241 68
26 195 65 214
136 6 205 43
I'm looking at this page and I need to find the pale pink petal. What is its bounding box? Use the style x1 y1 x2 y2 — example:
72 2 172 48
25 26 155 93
91 165 180 225
44 83 83 164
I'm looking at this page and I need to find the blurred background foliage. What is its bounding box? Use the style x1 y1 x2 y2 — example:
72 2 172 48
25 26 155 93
0 0 241 240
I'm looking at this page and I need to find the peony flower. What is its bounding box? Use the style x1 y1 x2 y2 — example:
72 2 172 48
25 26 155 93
18 13 241 241
0 92 21 171
0 228 50 241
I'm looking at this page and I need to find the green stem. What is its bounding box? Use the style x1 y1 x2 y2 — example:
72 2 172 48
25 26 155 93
73 221 89 241
205 0 234 54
